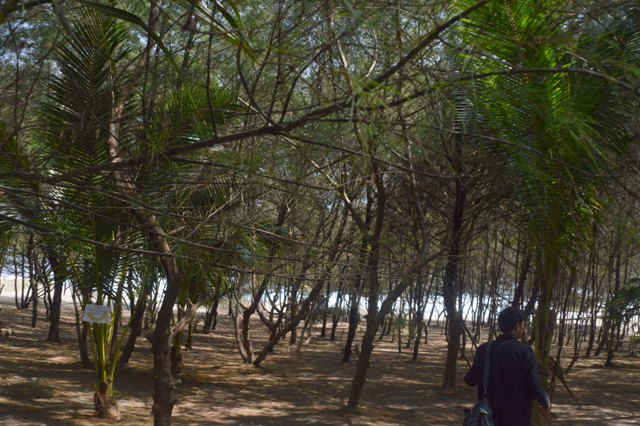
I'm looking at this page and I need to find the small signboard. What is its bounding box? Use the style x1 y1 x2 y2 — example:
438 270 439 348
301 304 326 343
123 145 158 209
82 304 112 324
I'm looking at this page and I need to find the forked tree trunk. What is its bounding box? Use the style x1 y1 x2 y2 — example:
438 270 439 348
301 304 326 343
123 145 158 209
345 231 431 410
342 289 361 363
234 205 290 364
412 272 434 361
344 151 432 409
236 317 253 361
253 278 326 366
254 214 346 366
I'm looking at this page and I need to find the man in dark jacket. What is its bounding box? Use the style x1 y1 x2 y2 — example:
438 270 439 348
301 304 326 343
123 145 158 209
464 307 550 426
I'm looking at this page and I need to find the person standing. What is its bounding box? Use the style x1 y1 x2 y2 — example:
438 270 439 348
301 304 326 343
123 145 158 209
464 307 551 426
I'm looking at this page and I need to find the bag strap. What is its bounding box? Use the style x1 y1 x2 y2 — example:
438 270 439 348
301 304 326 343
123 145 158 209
483 340 493 397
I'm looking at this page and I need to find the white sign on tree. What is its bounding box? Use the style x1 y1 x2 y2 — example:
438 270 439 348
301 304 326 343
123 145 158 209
82 304 112 324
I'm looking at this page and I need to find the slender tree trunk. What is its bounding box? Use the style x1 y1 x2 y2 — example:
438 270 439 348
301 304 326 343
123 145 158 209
346 317 377 410
442 177 466 389
149 257 181 425
342 288 361 363
13 246 18 309
604 246 622 366
320 280 331 337
512 249 531 308
550 268 576 396
203 297 219 333
288 282 299 345
330 278 344 341
71 285 92 368
20 247 27 308
584 225 598 357
412 271 434 361
119 289 148 367
532 244 558 426
566 264 590 373
35 255 51 318
343 235 370 362
47 254 65 343
203 277 221 333
27 234 37 327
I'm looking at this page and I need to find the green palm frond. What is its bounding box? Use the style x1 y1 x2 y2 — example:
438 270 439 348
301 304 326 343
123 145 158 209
457 1 633 247
147 85 235 152
39 11 128 173
607 278 640 319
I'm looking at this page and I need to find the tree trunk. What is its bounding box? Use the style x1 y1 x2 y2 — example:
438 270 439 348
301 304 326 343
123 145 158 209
288 282 299 345
119 293 147 367
145 239 182 425
412 319 424 361
202 278 221 333
330 280 344 341
203 298 219 333
254 277 327 366
342 291 360 363
512 249 531 308
346 318 377 410
47 254 65 343
343 246 368 362
27 234 37 327
20 247 27 308
442 176 466 389
412 271 434 361
320 280 331 337
171 330 184 376
94 380 121 420
13 246 18 309
531 246 558 426
71 286 92 368
254 214 347 366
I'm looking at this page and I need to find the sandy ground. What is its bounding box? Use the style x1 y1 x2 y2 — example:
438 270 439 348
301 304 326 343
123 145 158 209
1 296 639 425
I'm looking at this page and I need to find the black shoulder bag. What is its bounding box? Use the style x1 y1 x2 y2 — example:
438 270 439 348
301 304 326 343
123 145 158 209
463 341 495 426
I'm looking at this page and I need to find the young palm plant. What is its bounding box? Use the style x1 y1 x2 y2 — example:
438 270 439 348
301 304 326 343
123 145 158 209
38 9 134 419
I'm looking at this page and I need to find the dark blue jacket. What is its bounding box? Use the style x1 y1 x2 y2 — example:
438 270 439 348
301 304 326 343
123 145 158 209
464 334 550 426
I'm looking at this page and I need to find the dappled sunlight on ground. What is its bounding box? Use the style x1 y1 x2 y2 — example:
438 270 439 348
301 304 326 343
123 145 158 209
1 296 639 425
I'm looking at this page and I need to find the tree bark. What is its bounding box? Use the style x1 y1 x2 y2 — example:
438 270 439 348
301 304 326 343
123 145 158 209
441 177 466 389
46 253 65 342
119 292 147 367
27 234 37 327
